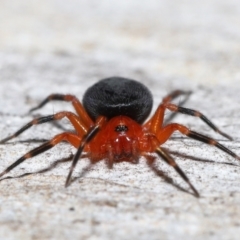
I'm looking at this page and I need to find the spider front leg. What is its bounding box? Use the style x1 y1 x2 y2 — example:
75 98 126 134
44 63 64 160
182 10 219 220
0 116 106 187
145 154 196 196
155 147 200 197
65 116 106 187
29 94 94 128
150 123 240 197
0 111 88 143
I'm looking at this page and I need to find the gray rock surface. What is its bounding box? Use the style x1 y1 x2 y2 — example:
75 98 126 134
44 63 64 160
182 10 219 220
0 1 240 240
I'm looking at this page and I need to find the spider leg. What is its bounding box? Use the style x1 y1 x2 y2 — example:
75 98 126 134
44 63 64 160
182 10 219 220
65 116 106 187
162 90 192 104
29 94 93 128
164 103 233 140
162 90 192 125
106 144 114 169
156 123 240 161
155 147 199 197
145 154 192 195
0 132 81 179
0 111 88 143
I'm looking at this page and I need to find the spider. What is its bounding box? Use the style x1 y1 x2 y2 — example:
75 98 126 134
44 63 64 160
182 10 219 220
0 77 239 197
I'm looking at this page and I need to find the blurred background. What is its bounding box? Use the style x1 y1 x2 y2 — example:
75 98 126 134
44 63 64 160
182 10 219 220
0 0 240 86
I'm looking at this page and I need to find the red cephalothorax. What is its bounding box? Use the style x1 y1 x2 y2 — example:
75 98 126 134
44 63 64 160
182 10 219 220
86 116 157 164
0 77 239 197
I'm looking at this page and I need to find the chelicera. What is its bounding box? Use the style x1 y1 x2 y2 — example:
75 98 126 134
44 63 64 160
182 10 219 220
0 77 239 197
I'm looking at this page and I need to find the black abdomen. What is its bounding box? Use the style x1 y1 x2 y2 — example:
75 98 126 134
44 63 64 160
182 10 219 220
82 77 153 123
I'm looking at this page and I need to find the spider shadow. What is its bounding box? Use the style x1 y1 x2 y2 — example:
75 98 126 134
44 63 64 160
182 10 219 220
165 148 239 167
147 160 195 197
146 147 239 198
69 159 196 196
0 152 193 196
0 148 237 198
0 153 93 184
0 154 73 182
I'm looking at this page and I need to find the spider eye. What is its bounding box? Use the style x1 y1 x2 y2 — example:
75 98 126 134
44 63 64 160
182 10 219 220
115 125 128 132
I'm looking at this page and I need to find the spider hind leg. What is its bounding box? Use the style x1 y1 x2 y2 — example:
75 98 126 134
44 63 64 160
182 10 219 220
0 133 81 179
29 94 93 128
0 111 87 144
165 103 233 140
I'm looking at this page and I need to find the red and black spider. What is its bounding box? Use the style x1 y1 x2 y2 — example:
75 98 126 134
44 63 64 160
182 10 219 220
0 77 239 197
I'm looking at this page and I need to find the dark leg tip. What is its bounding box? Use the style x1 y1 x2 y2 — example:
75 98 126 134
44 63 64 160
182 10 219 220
29 107 37 113
191 185 200 198
194 190 200 198
218 130 233 141
65 176 71 188
0 170 7 178
0 136 12 144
